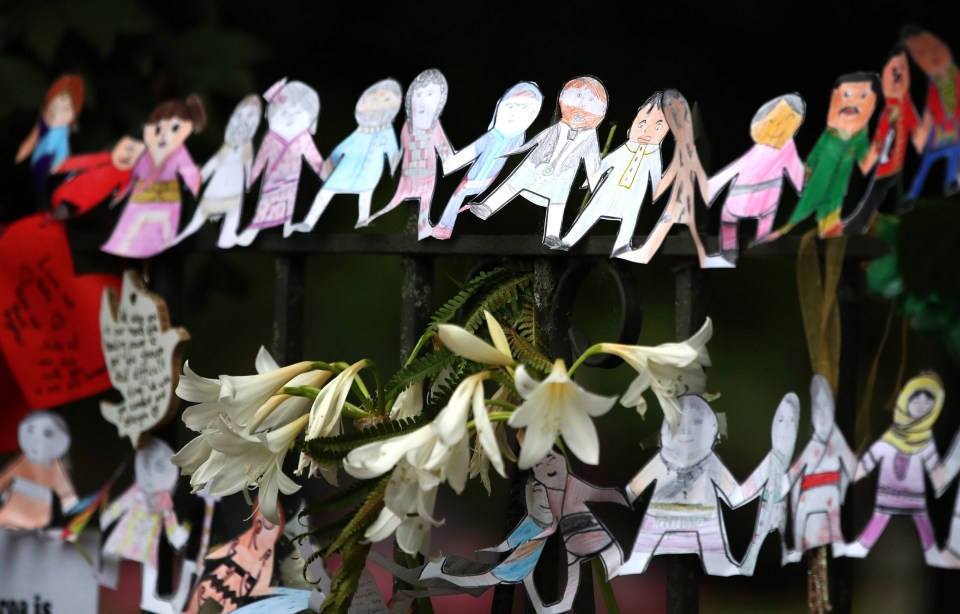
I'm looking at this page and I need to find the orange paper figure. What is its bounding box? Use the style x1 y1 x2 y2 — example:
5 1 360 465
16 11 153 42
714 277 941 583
0 411 77 530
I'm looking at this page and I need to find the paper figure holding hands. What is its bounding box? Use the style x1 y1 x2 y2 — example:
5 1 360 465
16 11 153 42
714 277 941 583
101 95 207 258
557 91 667 254
100 438 192 614
183 503 284 614
902 25 960 199
50 135 146 219
366 69 453 238
294 79 403 233
705 94 806 266
784 374 856 562
616 395 743 577
468 76 607 247
175 95 263 248
0 411 77 531
842 48 926 235
235 79 325 246
615 90 714 266
14 74 85 202
762 74 878 242
431 81 544 240
737 393 800 574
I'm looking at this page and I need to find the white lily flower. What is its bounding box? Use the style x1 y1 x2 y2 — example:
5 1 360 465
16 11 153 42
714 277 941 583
218 359 317 425
363 486 439 556
170 431 214 475
438 324 516 366
389 382 424 420
343 425 435 480
177 361 221 403
433 372 489 446
254 345 281 374
364 461 442 556
484 310 512 358
509 359 618 469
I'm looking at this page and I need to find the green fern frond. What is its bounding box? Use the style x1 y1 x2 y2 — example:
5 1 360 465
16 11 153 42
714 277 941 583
300 479 380 517
488 369 521 399
514 294 545 353
299 415 430 462
324 476 389 559
427 266 510 330
384 348 456 401
321 540 373 613
504 327 552 374
462 273 534 333
293 513 352 551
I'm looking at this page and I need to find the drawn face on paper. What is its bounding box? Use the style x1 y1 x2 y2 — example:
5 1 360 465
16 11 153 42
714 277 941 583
771 393 800 458
18 412 70 464
43 93 76 128
750 98 804 149
827 81 876 137
110 137 145 171
269 100 313 140
628 104 668 146
663 91 695 147
559 82 607 130
411 82 444 130
135 441 179 494
144 116 194 165
225 100 262 147
532 451 568 490
882 53 911 99
906 390 937 419
493 92 542 135
904 32 954 77
355 83 402 128
810 376 835 440
661 396 717 465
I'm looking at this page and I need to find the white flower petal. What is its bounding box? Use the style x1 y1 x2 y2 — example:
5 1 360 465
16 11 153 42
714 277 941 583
364 507 403 543
170 434 213 475
444 437 471 494
343 426 434 479
484 310 513 359
255 346 282 374
177 361 221 403
621 368 652 409
433 372 487 446
472 384 505 477
438 324 515 366
559 405 600 465
515 420 556 470
513 364 540 399
182 400 223 432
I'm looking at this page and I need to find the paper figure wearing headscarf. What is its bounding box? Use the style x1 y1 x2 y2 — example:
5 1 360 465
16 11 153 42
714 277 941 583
235 79 325 246
736 393 800 574
293 79 403 233
843 373 957 566
784 374 856 562
704 94 806 266
615 395 743 577
468 76 608 247
554 91 667 255
902 26 960 199
50 135 145 219
14 74 85 202
101 95 206 258
183 503 284 614
100 438 192 614
615 90 715 267
174 95 263 249
762 74 878 242
431 81 544 240
842 48 926 235
366 69 453 239
0 411 77 530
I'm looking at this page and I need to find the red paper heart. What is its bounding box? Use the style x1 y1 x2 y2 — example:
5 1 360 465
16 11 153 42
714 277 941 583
0 213 120 408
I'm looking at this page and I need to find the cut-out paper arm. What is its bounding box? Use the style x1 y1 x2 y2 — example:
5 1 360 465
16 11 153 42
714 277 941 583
625 455 662 504
99 486 135 530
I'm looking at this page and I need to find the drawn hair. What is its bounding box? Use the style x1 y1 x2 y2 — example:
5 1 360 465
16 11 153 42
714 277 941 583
404 68 448 128
751 93 805 126
43 74 85 128
888 42 908 58
639 91 663 113
561 76 608 106
899 23 928 41
148 94 207 133
267 81 321 135
20 410 69 437
489 81 543 130
139 437 176 460
363 78 403 102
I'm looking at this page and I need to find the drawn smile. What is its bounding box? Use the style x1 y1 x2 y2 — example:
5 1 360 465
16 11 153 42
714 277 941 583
839 106 860 116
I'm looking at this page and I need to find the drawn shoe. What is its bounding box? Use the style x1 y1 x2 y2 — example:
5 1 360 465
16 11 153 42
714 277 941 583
432 224 453 240
470 203 493 220
701 253 736 269
542 235 563 249
841 541 868 558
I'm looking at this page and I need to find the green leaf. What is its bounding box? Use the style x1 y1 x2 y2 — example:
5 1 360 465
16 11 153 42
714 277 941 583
299 415 429 461
383 348 456 401
323 476 388 559
461 273 533 332
504 327 552 374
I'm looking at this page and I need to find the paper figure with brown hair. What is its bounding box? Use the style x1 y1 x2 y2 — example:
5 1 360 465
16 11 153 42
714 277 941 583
468 76 608 247
615 89 716 266
0 411 77 531
14 74 85 202
174 94 263 249
615 395 743 577
432 81 544 240
101 94 207 258
366 68 453 239
235 78 325 246
902 25 960 199
784 374 856 562
705 94 806 266
294 79 403 233
556 91 668 255
50 135 146 219
842 48 926 235
183 503 284 614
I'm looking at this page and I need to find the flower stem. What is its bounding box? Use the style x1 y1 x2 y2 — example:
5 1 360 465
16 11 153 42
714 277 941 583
593 557 620 614
310 361 342 373
484 399 517 411
343 402 370 419
283 385 320 399
568 343 604 376
467 411 513 431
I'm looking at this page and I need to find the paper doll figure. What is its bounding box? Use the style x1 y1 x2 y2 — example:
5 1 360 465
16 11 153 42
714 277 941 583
737 392 800 574
235 78 325 246
100 438 192 614
704 94 806 266
468 76 608 247
902 26 960 199
14 74 85 202
843 373 956 566
784 374 856 562
842 48 926 235
175 95 263 249
366 69 453 239
615 90 717 267
557 91 668 254
50 135 146 219
0 411 77 531
294 79 403 233
761 74 878 242
431 81 544 240
616 395 744 577
101 95 207 259
183 503 284 614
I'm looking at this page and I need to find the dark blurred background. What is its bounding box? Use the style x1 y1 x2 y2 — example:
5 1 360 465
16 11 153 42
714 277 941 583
2 1 959 612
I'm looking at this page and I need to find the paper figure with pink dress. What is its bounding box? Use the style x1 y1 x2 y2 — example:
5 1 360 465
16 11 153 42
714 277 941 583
366 68 454 239
101 95 206 258
235 78 326 246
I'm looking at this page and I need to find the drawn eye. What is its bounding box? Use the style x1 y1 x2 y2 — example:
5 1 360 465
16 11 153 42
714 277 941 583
638 121 646 129
26 425 34 433
154 125 161 136
860 91 868 99
172 123 180 133
694 419 703 426
44 428 53 438
843 89 852 98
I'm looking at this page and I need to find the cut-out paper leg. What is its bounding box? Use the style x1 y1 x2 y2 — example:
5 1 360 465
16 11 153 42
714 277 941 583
216 206 242 249
434 182 486 240
172 208 208 247
470 180 520 221
543 201 566 246
235 226 259 247
355 191 373 228
416 189 435 240
905 144 960 199
842 175 893 235
296 190 335 234
614 213 674 265
560 205 607 250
